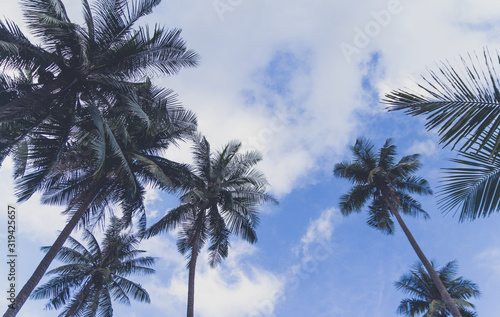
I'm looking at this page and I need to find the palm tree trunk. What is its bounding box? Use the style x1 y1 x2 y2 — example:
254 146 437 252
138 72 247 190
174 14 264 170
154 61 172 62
382 186 463 317
187 224 202 317
3 194 95 317
65 278 93 317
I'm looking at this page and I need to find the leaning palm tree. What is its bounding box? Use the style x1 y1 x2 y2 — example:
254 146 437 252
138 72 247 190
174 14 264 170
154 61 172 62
146 134 278 317
6 83 197 317
395 260 480 317
333 138 463 317
384 50 500 221
30 217 156 317
1 0 198 315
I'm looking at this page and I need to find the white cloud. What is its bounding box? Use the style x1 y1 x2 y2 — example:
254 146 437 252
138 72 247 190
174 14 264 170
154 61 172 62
475 247 500 276
144 187 161 207
127 207 340 317
406 139 440 157
454 0 500 25
157 0 500 199
296 208 341 256
271 208 341 311
195 265 283 317
0 158 66 243
141 236 284 317
151 1 373 197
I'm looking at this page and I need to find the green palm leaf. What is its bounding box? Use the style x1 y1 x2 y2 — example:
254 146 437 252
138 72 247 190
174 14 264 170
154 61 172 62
385 50 500 156
439 135 500 221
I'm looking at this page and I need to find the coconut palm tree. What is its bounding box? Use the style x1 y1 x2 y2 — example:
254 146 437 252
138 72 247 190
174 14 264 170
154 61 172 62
30 217 156 317
0 0 198 166
1 0 198 315
6 83 197 317
395 260 480 317
333 137 463 317
384 50 500 221
146 134 278 317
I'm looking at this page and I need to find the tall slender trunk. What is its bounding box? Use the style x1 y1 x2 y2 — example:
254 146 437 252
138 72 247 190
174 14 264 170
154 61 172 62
187 223 202 317
3 193 95 317
382 186 463 317
65 277 93 317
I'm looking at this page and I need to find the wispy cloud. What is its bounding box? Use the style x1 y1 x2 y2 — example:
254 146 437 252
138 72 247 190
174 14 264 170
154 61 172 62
246 208 341 316
475 247 500 276
298 208 339 252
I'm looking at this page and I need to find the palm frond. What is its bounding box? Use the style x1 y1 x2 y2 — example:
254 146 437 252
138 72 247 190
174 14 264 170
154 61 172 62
397 192 431 220
439 147 500 221
378 138 396 170
97 26 199 79
145 204 192 238
207 205 230 267
109 275 150 304
394 176 433 196
385 49 500 156
367 194 395 234
338 184 373 215
396 298 429 316
191 132 211 181
0 18 53 70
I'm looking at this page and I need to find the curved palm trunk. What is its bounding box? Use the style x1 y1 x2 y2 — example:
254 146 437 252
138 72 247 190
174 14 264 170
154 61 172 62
382 186 463 317
3 194 95 317
187 223 202 317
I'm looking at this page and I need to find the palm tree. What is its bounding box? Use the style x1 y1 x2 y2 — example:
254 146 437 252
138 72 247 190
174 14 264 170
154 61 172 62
146 134 278 317
30 217 156 317
384 50 500 221
333 137 463 317
1 0 198 315
7 83 196 316
395 260 480 317
0 0 198 166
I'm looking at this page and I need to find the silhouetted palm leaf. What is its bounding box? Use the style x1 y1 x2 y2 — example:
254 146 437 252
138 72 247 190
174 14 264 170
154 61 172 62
439 136 500 221
385 50 500 156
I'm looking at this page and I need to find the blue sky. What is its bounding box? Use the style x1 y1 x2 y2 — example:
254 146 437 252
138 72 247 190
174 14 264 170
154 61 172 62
2 0 500 316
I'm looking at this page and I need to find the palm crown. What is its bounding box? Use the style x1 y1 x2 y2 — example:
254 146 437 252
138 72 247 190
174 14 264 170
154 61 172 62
395 261 480 317
333 138 432 234
0 0 198 191
30 217 156 317
34 83 197 230
146 133 278 317
148 133 278 265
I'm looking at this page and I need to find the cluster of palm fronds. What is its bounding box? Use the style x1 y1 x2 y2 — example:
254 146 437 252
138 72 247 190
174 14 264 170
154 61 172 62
384 50 500 222
0 1 276 317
